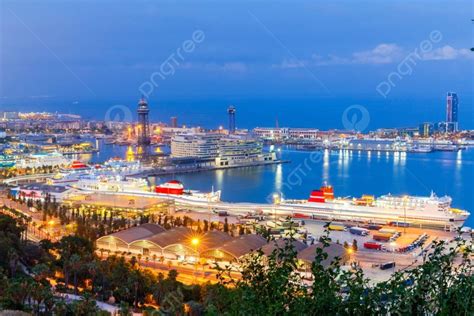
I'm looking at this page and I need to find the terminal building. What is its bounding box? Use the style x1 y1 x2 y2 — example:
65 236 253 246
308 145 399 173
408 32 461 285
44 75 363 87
96 224 348 268
170 133 276 167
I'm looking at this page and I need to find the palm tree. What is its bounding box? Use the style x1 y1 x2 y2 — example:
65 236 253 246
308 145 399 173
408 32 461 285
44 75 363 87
69 254 82 295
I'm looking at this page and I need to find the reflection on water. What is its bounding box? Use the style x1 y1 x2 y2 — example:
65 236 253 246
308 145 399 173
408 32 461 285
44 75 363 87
82 141 473 227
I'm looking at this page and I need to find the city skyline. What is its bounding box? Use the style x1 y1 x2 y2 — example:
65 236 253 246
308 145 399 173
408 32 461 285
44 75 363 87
0 2 472 315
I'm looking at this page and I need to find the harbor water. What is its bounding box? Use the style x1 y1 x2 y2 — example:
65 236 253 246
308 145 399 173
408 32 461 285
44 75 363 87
81 142 474 227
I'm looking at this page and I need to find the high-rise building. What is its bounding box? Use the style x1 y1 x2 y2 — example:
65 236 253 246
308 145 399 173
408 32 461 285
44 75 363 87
137 97 151 149
418 122 433 137
170 116 178 128
446 92 459 132
227 105 236 134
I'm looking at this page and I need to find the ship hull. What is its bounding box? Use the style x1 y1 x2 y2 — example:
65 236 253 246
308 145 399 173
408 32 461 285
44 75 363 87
280 201 468 228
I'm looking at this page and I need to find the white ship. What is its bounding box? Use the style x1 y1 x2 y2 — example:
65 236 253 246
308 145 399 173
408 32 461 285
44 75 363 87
15 152 71 169
50 158 149 184
155 180 221 202
63 174 221 203
282 185 469 228
70 174 150 193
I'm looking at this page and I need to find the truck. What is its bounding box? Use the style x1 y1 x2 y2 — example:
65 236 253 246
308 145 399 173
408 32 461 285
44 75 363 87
379 228 397 235
363 224 382 231
364 242 383 250
373 233 393 242
349 227 369 236
293 213 311 219
380 261 396 270
328 223 346 231
389 221 410 228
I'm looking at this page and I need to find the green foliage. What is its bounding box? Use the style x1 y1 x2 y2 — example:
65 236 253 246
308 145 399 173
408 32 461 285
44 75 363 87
209 230 473 315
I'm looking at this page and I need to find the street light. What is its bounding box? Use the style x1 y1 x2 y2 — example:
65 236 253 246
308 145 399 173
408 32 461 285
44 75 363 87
190 237 200 283
402 195 408 234
347 247 354 265
272 193 280 220
191 238 200 247
390 241 397 272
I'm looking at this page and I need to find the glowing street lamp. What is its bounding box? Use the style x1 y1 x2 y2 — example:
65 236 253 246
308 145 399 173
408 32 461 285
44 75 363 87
390 241 397 271
190 237 201 283
191 238 200 246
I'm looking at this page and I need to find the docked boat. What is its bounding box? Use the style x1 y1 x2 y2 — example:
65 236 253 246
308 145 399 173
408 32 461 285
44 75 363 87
155 180 221 202
15 152 71 169
282 185 470 228
70 174 150 193
0 155 16 168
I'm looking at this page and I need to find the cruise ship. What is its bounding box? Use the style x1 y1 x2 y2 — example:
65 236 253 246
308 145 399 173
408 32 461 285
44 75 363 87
0 155 15 168
70 174 150 193
282 185 470 228
155 180 221 202
15 152 71 169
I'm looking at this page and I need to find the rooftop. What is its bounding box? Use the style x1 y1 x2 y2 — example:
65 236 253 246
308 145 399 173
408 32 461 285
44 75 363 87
104 223 165 244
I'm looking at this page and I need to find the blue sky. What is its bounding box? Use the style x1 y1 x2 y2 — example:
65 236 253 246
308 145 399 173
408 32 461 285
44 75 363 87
0 1 472 113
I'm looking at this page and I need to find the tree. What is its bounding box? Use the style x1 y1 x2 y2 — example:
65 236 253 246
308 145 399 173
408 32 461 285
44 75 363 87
211 230 474 315
69 253 82 295
352 239 358 251
223 218 229 233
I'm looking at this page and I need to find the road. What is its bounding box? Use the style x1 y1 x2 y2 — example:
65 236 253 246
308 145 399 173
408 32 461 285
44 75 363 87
99 252 240 285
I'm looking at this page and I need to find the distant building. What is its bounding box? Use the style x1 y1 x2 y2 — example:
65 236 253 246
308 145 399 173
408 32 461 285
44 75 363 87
398 127 418 137
137 98 151 149
418 122 434 137
12 183 73 202
171 133 221 159
215 136 275 167
2 111 19 120
227 106 236 134
253 127 321 140
171 133 276 166
170 116 178 128
446 92 459 132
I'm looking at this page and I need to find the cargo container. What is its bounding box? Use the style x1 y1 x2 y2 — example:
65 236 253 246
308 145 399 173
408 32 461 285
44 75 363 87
218 211 228 216
349 227 369 236
363 224 382 231
364 242 382 250
329 224 346 231
380 261 396 270
379 228 397 235
373 233 392 242
389 221 410 227
293 213 311 219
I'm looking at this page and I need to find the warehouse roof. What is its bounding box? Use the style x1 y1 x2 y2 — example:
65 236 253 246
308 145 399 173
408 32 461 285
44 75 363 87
202 230 234 250
144 227 193 248
297 242 348 267
260 239 307 256
100 223 165 244
212 234 267 259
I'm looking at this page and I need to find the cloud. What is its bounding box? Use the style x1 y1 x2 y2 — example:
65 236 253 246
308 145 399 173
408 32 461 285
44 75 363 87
421 45 472 60
180 62 248 73
275 43 472 69
351 44 404 64
275 43 403 68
